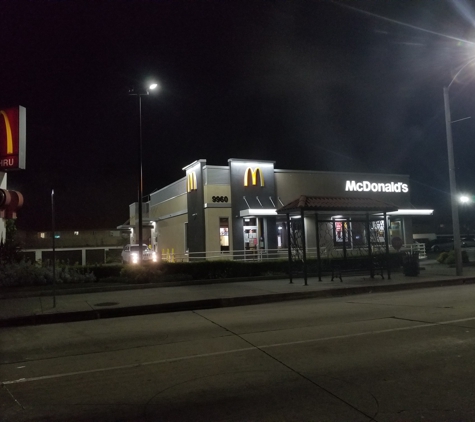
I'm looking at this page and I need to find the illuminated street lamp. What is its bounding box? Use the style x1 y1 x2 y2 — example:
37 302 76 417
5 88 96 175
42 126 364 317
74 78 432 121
128 82 159 263
443 58 475 276
460 195 471 204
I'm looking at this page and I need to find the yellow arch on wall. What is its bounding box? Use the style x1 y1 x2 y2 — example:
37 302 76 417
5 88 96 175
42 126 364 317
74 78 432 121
187 171 197 192
0 110 13 154
244 167 265 187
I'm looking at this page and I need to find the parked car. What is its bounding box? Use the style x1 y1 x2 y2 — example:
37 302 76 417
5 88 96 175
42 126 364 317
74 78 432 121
121 244 158 264
428 238 452 252
430 237 475 253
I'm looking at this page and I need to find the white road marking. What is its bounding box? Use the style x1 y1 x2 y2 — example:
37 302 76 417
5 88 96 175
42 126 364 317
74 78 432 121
2 315 475 385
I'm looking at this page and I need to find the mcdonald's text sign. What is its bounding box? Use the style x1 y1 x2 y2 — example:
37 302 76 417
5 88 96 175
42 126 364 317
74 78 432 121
0 106 26 171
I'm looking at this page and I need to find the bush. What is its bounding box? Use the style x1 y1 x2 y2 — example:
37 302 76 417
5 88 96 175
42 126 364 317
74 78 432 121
120 265 164 283
86 264 123 280
158 259 291 280
0 219 22 265
0 261 96 287
437 250 469 265
0 261 51 286
437 252 449 264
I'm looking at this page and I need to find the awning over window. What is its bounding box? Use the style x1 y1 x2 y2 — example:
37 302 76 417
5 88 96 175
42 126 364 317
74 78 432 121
277 195 398 215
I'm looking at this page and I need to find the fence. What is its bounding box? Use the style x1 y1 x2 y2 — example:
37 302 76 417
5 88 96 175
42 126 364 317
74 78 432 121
18 242 426 265
161 243 426 263
20 247 123 265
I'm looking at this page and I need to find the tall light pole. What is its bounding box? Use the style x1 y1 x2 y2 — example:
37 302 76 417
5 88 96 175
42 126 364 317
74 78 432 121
443 58 475 276
129 82 158 263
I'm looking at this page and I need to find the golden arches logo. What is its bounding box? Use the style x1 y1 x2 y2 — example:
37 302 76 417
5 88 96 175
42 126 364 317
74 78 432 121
0 110 13 154
244 167 265 187
187 171 197 192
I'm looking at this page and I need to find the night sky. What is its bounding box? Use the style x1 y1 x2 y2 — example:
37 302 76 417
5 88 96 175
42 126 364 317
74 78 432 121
2 0 475 232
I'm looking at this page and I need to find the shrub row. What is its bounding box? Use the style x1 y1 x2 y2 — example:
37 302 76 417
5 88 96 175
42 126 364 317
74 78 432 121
0 253 405 287
0 261 96 287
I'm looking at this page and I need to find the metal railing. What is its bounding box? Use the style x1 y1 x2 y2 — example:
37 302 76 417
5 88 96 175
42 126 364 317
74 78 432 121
402 242 427 259
160 243 426 262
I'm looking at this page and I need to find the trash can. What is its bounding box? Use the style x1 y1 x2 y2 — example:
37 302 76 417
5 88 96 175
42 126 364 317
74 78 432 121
402 251 420 276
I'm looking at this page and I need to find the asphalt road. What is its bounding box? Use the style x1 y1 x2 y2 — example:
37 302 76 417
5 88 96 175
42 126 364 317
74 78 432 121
2 285 475 421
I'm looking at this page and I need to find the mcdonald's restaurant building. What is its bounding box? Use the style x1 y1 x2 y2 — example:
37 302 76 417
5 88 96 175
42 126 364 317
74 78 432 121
121 158 432 260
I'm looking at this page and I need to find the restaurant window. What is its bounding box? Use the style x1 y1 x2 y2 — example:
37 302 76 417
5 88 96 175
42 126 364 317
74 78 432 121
220 218 229 252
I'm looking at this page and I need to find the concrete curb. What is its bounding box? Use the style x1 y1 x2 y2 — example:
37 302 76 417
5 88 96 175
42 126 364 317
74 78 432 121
2 276 475 328
0 275 293 299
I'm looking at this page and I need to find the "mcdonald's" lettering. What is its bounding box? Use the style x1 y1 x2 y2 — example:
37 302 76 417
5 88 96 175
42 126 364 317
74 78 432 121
187 171 197 192
244 167 265 187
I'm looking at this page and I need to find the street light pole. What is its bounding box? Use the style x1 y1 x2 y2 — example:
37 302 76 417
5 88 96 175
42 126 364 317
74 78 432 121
443 86 463 276
129 83 158 264
137 93 144 263
442 58 475 276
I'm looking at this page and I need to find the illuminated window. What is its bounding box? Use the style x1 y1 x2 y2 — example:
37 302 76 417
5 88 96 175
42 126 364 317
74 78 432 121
74 231 79 236
220 218 229 252
39 232 46 239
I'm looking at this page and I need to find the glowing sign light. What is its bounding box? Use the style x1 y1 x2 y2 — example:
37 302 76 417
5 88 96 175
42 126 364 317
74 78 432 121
244 167 264 187
345 180 408 193
187 171 197 192
0 106 26 171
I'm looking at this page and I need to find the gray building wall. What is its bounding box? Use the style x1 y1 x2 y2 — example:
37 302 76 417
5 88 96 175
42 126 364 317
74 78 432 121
228 159 278 252
185 160 206 257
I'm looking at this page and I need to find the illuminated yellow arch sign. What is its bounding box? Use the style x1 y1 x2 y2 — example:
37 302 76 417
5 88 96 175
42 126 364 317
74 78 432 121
244 167 265 187
0 106 26 171
187 171 197 192
0 111 13 154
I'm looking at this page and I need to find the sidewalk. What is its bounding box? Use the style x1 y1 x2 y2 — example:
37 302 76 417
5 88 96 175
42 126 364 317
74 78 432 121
2 260 475 327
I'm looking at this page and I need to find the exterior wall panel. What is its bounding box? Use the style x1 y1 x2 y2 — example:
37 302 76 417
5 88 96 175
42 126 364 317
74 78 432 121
157 214 187 257
185 161 206 257
275 170 412 208
149 194 187 220
204 185 231 205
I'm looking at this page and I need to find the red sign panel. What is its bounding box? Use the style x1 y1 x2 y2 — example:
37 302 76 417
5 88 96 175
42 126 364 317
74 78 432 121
0 106 26 171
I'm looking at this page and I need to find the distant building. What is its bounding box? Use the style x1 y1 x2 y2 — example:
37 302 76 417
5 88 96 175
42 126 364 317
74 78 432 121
121 158 433 261
17 229 128 265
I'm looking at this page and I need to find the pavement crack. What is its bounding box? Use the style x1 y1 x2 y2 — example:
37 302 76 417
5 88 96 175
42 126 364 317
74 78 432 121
3 384 25 409
85 301 96 311
390 316 433 324
390 316 475 330
192 310 379 421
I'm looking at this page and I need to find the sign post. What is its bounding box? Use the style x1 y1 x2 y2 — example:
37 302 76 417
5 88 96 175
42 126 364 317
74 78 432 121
51 189 56 308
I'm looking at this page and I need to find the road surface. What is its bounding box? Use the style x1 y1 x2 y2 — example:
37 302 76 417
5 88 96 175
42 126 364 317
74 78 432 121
2 284 475 421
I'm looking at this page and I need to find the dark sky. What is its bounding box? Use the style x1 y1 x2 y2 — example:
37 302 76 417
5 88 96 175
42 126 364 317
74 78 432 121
2 0 475 231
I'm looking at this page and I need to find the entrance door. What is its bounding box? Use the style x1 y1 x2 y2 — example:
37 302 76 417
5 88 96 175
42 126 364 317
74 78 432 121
244 226 258 251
